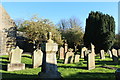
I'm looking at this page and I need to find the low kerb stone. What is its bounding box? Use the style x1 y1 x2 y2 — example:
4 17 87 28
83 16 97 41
7 63 25 71
33 49 43 68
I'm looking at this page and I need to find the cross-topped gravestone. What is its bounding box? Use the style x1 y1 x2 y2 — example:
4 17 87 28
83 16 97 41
38 32 61 79
33 49 43 68
100 50 105 59
7 46 25 71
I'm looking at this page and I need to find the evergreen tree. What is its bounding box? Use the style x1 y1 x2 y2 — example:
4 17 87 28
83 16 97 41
83 11 115 53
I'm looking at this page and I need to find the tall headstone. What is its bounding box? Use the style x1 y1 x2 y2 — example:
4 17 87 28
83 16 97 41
0 5 16 55
7 46 25 71
100 50 105 59
87 43 95 70
33 49 43 68
38 32 61 79
74 54 80 63
59 47 64 59
64 48 74 64
112 48 118 62
118 49 120 57
107 50 112 58
81 47 87 58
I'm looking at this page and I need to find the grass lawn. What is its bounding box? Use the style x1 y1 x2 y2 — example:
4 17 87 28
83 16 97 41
0 54 120 80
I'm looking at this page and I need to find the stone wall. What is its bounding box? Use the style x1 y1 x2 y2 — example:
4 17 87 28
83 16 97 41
0 5 16 55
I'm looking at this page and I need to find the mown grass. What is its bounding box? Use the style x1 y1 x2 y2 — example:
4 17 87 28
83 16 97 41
0 54 120 80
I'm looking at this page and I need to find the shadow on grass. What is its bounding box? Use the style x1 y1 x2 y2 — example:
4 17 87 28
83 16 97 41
58 65 87 70
0 57 8 60
22 55 32 59
96 61 119 65
64 72 115 80
25 64 33 68
1 72 39 80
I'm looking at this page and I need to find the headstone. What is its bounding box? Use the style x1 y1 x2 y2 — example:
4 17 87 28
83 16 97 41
107 50 112 58
74 54 80 63
64 48 74 64
118 49 120 57
115 68 120 80
38 32 61 79
87 43 95 70
33 49 43 68
7 46 25 71
81 47 87 58
100 50 105 59
112 48 118 62
59 47 64 59
63 40 68 55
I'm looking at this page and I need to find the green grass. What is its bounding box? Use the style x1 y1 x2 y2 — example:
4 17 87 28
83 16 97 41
0 54 120 80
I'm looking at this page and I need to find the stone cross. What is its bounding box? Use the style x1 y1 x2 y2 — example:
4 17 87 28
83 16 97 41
38 32 61 79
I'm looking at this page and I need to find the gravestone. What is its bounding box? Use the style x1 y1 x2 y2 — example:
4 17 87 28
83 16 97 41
115 68 120 80
112 48 118 62
74 54 80 63
59 47 64 59
87 43 95 70
33 49 43 68
7 46 25 71
64 48 74 64
81 47 87 58
38 32 61 79
118 49 120 57
100 50 105 59
63 40 68 55
107 50 112 58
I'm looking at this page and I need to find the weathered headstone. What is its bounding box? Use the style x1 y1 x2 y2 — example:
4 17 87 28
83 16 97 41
118 49 120 57
59 47 64 59
87 43 95 70
100 50 105 59
64 48 74 64
107 50 112 58
112 48 118 62
81 47 87 58
33 49 43 68
7 46 25 71
74 54 80 63
38 32 61 79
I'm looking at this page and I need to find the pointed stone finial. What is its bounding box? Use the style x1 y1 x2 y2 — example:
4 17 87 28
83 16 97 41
47 32 53 43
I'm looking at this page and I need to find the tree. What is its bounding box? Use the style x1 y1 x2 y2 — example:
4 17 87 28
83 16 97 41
58 17 84 51
83 11 115 53
18 16 63 48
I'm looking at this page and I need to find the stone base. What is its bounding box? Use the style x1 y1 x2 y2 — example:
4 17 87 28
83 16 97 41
7 63 25 71
115 68 120 80
38 71 62 79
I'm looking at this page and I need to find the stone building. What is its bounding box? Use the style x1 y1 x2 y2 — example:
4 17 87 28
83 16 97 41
0 5 16 55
